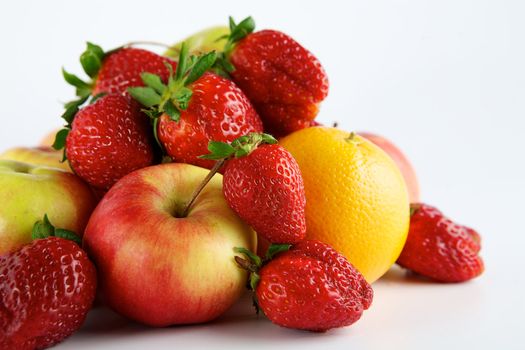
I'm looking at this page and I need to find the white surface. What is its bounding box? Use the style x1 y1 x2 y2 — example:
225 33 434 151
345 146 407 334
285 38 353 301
1 0 524 349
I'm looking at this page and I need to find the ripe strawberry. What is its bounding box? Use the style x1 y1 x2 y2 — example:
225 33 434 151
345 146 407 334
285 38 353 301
215 17 329 137
62 42 176 98
235 240 373 332
93 47 175 96
129 43 263 170
197 133 306 244
396 203 484 282
65 94 155 190
54 43 172 187
0 216 96 350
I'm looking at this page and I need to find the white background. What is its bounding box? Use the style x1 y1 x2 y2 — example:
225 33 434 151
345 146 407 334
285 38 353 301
1 0 524 349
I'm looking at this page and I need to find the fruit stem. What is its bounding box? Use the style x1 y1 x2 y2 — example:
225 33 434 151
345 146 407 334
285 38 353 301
180 159 225 217
123 41 171 49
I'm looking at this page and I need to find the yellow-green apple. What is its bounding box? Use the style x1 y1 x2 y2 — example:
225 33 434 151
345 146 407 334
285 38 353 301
83 163 256 326
0 160 97 254
0 146 71 172
165 26 229 58
359 132 420 202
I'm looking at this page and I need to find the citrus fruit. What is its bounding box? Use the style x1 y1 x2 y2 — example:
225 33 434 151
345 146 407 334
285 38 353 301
279 126 410 282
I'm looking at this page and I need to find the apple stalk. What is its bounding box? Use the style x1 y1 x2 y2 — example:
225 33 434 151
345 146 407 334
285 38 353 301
181 159 225 217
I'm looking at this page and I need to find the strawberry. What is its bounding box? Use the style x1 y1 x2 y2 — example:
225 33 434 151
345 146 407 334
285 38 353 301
193 133 306 244
62 42 176 98
0 215 96 349
396 203 484 283
64 94 155 190
215 17 329 137
128 43 263 170
53 43 173 187
235 240 373 332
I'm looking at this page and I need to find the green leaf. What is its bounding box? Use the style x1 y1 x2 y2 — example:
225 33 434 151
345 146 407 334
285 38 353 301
128 87 161 107
174 87 193 110
185 51 217 85
261 133 278 144
234 247 262 267
164 100 180 121
141 72 166 94
234 144 252 158
86 42 104 61
228 16 236 32
229 16 255 43
265 244 292 260
52 128 70 150
54 229 82 245
175 42 189 81
31 214 55 240
80 49 102 78
152 117 165 152
61 104 79 125
249 272 260 291
62 68 90 90
208 141 234 158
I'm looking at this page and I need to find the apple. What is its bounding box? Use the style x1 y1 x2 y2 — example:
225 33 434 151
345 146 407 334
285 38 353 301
39 128 61 147
0 146 72 172
83 163 257 326
0 160 97 254
359 132 420 202
165 26 230 58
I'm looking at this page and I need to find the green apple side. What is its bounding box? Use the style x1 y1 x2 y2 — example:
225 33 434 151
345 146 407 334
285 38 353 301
0 160 97 254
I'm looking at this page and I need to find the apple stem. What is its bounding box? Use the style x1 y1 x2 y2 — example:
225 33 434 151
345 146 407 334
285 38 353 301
180 159 225 217
123 41 171 49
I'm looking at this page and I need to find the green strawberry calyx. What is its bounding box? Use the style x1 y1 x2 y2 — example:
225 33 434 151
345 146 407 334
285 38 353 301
199 132 277 160
53 42 107 160
31 214 82 245
234 244 292 313
213 16 256 76
128 42 217 122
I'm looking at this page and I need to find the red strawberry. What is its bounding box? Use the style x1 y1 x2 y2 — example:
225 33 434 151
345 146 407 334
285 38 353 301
65 94 155 190
396 203 484 282
216 17 329 137
93 47 175 96
62 43 176 98
235 240 373 332
0 216 96 350
129 44 263 170
195 133 306 244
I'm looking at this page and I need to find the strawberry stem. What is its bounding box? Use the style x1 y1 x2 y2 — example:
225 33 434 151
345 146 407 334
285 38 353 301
180 159 225 217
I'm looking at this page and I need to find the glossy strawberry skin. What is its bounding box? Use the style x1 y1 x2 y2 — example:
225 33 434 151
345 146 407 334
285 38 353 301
158 72 263 169
223 144 306 244
229 30 329 137
397 203 484 283
93 47 176 96
256 240 373 332
0 237 96 350
66 94 155 191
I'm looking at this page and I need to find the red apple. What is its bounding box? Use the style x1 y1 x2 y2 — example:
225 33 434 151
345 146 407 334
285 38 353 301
0 146 71 172
359 132 420 202
0 160 97 254
83 163 256 326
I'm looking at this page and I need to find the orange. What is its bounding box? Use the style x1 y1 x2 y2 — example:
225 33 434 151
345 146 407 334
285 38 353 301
279 127 410 282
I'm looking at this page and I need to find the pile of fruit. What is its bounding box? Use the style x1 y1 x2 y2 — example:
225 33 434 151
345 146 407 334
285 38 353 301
0 16 484 349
